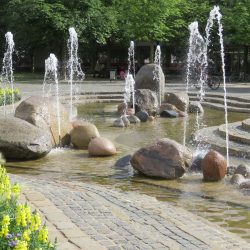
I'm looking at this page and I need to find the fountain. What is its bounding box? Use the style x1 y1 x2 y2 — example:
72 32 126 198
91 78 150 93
67 27 85 121
184 7 229 167
153 45 162 106
205 5 229 166
43 53 61 145
1 5 249 244
124 41 136 113
183 22 206 146
0 32 15 114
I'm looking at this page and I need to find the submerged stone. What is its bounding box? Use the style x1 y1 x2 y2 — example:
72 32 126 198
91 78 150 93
160 110 178 118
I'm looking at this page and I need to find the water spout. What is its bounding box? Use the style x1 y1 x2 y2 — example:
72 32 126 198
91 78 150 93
124 41 136 112
43 53 61 145
153 45 162 106
205 6 229 166
0 32 15 114
183 22 206 145
67 27 85 120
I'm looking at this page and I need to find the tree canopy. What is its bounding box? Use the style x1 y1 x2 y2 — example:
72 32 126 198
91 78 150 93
0 0 249 70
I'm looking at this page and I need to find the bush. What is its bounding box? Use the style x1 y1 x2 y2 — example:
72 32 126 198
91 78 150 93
0 165 57 249
0 88 21 106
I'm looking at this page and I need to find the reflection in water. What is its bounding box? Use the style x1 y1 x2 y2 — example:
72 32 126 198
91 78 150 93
6 103 250 241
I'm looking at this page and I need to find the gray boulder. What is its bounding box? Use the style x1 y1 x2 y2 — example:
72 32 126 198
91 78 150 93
15 95 72 147
188 101 204 113
135 63 165 101
135 89 158 115
0 117 52 160
164 92 189 112
130 138 193 179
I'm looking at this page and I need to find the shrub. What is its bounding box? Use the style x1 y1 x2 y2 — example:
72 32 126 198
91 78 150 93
0 165 57 249
0 88 21 106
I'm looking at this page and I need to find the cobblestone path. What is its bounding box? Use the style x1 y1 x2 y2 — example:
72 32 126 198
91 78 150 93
10 174 250 250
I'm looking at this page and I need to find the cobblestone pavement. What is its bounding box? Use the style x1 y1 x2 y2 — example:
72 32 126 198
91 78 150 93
10 174 250 250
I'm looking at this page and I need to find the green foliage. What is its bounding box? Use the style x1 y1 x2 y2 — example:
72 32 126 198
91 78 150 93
0 88 21 106
0 165 57 249
0 0 249 60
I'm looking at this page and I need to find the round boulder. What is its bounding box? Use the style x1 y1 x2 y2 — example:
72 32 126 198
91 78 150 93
113 118 125 127
70 122 100 149
88 137 116 156
135 63 165 101
164 92 189 112
0 117 52 160
15 95 72 147
130 138 193 179
202 150 227 181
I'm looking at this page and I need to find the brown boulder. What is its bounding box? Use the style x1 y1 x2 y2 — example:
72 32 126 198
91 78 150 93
70 122 100 149
202 150 227 181
15 95 72 147
130 138 193 179
88 137 116 156
164 92 189 112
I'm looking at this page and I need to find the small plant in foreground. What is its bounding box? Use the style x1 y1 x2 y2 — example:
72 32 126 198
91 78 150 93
0 165 57 249
0 87 21 106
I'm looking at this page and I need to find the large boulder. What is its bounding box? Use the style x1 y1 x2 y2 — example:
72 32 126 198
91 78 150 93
130 138 193 179
70 122 100 149
15 95 72 147
88 137 116 156
164 92 189 112
135 89 158 115
0 117 52 160
135 63 165 101
202 150 227 181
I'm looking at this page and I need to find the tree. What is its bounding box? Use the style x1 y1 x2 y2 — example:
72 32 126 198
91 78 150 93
0 0 117 71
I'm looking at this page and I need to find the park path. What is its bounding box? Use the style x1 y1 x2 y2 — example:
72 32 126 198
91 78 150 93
10 174 250 250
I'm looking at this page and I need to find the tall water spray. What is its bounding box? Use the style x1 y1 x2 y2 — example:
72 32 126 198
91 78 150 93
0 32 15 114
153 45 162 106
124 41 135 113
205 6 229 166
67 27 85 120
43 53 61 145
183 22 206 145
